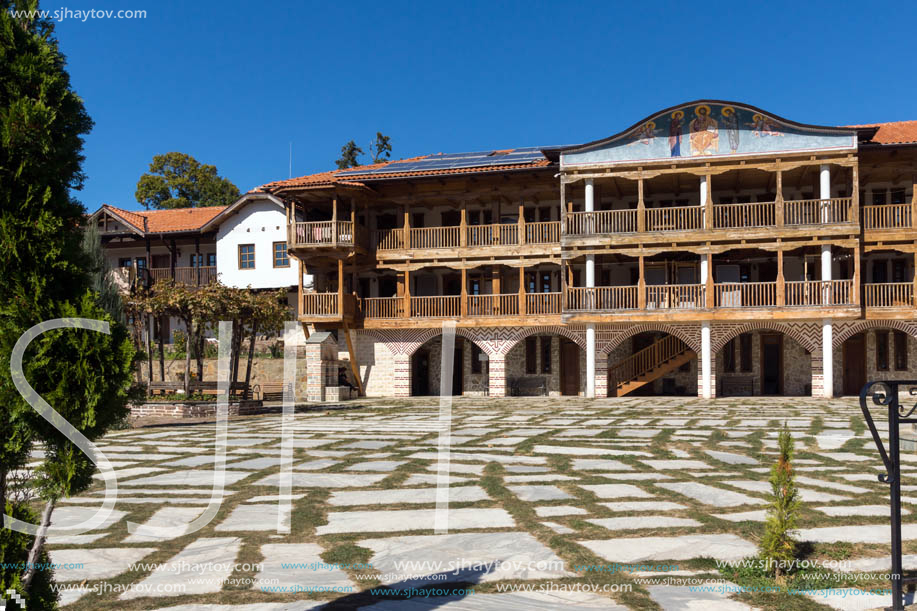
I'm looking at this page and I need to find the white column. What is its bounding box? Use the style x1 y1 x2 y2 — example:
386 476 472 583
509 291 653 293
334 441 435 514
700 256 708 286
586 324 596 398
822 318 833 398
701 322 712 399
700 175 709 228
584 178 597 398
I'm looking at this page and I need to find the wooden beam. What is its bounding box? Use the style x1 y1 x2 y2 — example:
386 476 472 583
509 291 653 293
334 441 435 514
342 323 364 396
777 247 785 306
637 177 646 233
775 168 784 227
461 267 467 317
337 258 344 315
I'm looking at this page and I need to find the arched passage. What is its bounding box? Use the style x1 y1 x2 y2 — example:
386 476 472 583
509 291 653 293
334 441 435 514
715 327 813 397
834 322 917 397
605 330 698 397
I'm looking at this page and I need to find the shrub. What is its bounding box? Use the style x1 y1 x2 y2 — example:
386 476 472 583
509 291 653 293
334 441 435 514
760 423 800 579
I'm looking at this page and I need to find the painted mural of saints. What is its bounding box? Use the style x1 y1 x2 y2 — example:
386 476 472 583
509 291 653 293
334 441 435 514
669 110 684 157
689 105 719 156
628 120 657 146
720 106 740 153
749 113 783 138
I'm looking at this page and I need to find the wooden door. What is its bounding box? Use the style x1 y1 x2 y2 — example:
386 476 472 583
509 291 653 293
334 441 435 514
560 339 580 396
760 334 783 395
452 340 464 396
412 350 430 396
843 333 867 396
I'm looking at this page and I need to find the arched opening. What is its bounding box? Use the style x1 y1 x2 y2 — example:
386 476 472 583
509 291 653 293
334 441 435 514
716 329 812 397
504 333 584 396
410 335 473 396
838 327 916 396
606 331 697 397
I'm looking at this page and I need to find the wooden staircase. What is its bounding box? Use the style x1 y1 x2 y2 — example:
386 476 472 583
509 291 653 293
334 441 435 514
608 335 696 397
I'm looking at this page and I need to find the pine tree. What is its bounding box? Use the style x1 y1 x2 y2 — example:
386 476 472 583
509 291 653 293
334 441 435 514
760 424 800 580
336 140 364 169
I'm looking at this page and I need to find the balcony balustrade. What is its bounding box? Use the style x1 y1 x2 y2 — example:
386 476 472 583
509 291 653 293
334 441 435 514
862 204 913 230
864 282 915 308
290 221 367 249
646 284 705 309
149 266 216 286
373 221 561 251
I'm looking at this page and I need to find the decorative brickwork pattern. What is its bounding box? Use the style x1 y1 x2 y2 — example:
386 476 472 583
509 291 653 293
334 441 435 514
832 319 917 349
488 354 507 397
709 321 822 354
596 323 703 356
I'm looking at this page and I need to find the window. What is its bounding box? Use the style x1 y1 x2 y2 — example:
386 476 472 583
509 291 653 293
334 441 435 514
893 260 907 283
872 190 887 206
206 253 216 267
118 257 132 268
876 331 890 371
739 333 753 372
273 242 290 268
525 337 537 374
541 337 552 374
238 244 255 269
723 338 736 373
894 331 908 371
135 257 146 270
470 342 483 374
891 189 907 205
190 253 203 267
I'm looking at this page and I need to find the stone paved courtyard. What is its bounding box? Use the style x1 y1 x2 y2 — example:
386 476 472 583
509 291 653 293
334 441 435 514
38 396 917 610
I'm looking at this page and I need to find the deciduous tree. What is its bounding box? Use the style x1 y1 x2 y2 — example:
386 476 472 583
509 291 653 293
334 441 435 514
135 152 240 209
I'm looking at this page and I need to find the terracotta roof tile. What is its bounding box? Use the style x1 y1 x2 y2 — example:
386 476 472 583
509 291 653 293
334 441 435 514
101 204 227 234
844 120 917 145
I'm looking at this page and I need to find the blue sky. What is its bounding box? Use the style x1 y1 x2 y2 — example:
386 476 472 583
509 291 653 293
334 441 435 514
54 0 917 212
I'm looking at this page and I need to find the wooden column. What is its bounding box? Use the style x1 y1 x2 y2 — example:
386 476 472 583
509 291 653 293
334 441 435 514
518 201 525 245
559 181 566 237
492 265 501 315
332 191 338 247
561 260 567 310
403 269 411 318
853 242 861 306
460 201 467 247
913 250 917 308
403 203 411 249
777 247 786 306
851 164 860 224
518 265 525 315
911 173 917 229
705 252 714 308
298 260 304 317
461 266 468 317
637 255 646 309
637 177 646 233
493 199 501 245
337 259 344 315
195 236 201 285
350 197 356 246
169 238 176 280
775 167 785 227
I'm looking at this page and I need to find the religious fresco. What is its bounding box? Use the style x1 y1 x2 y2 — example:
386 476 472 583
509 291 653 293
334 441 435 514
562 103 857 167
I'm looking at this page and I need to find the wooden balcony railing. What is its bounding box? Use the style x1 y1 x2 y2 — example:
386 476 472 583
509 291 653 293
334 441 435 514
466 224 519 247
863 204 913 230
467 293 519 316
784 198 852 226
149 266 216 286
646 284 705 309
301 292 341 317
565 210 638 235
410 226 461 249
785 279 854 306
363 296 402 319
645 205 703 232
525 221 561 244
526 292 562 314
713 201 776 228
864 282 915 308
373 229 404 250
411 295 462 318
715 282 776 307
291 221 363 247
608 334 688 391
566 286 639 311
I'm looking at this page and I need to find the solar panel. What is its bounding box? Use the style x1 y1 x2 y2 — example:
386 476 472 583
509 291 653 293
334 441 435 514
335 146 555 177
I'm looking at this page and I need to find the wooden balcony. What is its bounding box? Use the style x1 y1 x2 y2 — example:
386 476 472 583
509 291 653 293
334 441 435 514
149 266 216 286
566 286 638 311
564 198 854 238
784 280 854 307
864 282 914 308
300 292 357 322
715 282 776 308
374 221 561 252
863 204 913 230
646 284 706 309
289 221 367 250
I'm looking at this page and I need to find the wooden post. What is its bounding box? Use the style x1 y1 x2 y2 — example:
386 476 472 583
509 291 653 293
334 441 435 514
332 191 338 247
776 167 785 227
337 259 344 316
638 255 646 309
403 269 411 318
913 250 917 308
853 242 861 306
705 252 714 308
911 173 916 229
492 265 501 315
169 238 176 281
518 201 525 245
350 197 356 246
637 177 646 233
460 201 467 247
518 265 525 315
342 323 365 396
461 266 468 317
561 259 567 310
559 181 566 237
777 247 786 306
403 203 411 249
493 199 501 245
298 261 304 318
851 163 860 225
195 236 201 285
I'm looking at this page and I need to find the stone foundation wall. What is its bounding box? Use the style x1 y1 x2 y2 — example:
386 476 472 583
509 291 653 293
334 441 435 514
130 400 272 419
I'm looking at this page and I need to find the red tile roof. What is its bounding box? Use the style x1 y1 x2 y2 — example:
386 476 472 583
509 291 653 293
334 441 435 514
845 120 917 145
99 204 227 234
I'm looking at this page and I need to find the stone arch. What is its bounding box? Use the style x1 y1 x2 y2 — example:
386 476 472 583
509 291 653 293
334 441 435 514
360 327 493 357
832 319 917 350
600 323 702 357
489 325 587 357
710 321 821 354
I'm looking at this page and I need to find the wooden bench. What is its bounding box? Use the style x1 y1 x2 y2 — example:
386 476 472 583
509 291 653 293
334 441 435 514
256 383 292 401
148 380 255 399
510 376 547 397
721 376 755 397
